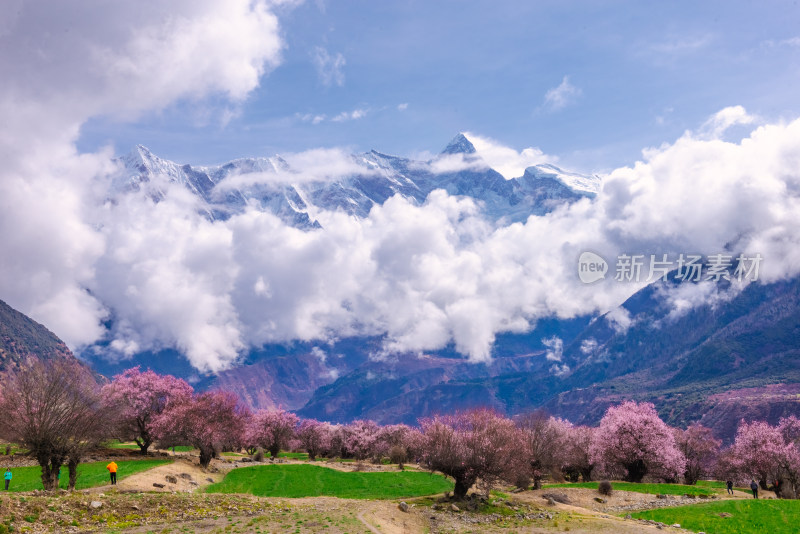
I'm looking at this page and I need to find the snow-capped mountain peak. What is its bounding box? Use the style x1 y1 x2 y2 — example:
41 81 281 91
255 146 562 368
522 163 602 195
113 136 598 228
441 133 477 155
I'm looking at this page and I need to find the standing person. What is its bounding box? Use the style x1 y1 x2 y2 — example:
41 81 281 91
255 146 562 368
3 468 10 490
750 479 759 499
726 480 734 495
106 461 118 485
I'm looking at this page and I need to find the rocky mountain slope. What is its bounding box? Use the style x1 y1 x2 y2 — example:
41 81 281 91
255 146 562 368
0 298 87 378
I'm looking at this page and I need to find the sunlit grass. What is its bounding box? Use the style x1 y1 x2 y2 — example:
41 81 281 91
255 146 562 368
632 500 800 533
206 463 452 499
543 481 717 496
3 459 172 491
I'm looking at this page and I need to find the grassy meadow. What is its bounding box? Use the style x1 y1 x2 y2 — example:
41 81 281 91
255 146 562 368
205 463 453 499
2 459 171 491
543 481 717 496
632 499 800 533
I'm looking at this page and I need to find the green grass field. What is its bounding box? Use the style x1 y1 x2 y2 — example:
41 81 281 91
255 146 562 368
205 464 453 499
3 459 171 491
543 481 717 496
632 499 800 533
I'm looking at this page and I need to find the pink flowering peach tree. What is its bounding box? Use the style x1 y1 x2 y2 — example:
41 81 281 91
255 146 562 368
589 401 686 483
153 390 247 467
101 367 194 455
419 408 521 499
247 409 300 459
674 423 720 485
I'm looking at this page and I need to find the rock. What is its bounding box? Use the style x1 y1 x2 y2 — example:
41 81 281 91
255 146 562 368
718 512 733 518
241 457 253 462
541 492 571 504
450 503 460 512
431 503 441 510
656 494 667 499
398 502 409 512
511 487 525 493
178 473 193 480
625 514 632 519
153 483 165 488
165 475 178 484
594 497 606 503
189 481 198 486
546 497 556 506
206 478 215 483
131 505 140 511
671 524 681 529
89 501 103 509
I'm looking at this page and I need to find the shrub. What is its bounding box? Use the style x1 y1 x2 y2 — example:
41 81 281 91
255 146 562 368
253 448 265 462
598 480 613 496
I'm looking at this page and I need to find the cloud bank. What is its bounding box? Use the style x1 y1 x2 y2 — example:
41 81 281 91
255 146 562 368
2 3 800 374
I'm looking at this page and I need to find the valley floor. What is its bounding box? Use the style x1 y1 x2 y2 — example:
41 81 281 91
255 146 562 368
0 453 786 533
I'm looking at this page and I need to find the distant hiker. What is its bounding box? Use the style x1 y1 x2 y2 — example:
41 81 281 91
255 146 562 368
726 480 734 495
3 468 10 490
106 461 118 485
750 479 759 499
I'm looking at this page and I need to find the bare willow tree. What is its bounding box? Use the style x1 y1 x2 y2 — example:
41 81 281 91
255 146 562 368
0 359 108 490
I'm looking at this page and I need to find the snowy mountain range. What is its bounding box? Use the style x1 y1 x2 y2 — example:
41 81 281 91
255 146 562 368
113 134 601 227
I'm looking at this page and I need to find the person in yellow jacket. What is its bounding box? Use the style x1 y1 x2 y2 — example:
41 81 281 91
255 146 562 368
106 461 118 485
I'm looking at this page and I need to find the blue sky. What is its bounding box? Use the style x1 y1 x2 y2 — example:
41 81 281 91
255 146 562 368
79 0 800 173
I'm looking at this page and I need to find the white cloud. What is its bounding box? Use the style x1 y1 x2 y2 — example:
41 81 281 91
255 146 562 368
760 36 800 49
3 4 800 375
213 148 373 192
331 108 368 122
543 336 564 362
580 338 598 355
76 111 800 368
397 103 409 111
542 76 581 112
696 105 757 140
0 0 292 370
647 35 712 55
297 107 368 125
465 132 558 179
312 46 346 87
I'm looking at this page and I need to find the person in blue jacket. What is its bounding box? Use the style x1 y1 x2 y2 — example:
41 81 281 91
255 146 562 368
4 468 11 490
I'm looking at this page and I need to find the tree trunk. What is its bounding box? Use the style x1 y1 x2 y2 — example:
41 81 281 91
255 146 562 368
624 460 647 483
269 445 280 460
532 476 542 490
39 459 61 491
135 437 151 455
199 446 213 468
453 476 474 499
68 458 79 490
581 467 593 483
